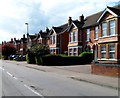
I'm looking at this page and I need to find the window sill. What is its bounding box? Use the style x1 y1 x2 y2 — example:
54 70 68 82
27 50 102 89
98 59 117 61
69 41 78 43
94 38 98 40
99 35 117 39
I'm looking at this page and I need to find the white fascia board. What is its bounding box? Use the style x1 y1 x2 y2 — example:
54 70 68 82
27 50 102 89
97 8 118 23
68 22 78 32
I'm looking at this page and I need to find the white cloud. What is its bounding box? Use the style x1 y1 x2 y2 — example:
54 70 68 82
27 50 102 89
0 0 120 43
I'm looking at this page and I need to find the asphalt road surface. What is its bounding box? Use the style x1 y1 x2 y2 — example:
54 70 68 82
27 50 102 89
0 60 118 97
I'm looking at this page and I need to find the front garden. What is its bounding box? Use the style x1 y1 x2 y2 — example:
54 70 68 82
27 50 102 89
26 44 93 66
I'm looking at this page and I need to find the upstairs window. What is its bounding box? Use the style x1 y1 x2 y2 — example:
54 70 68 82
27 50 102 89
70 32 73 42
95 26 98 39
101 45 106 59
53 35 56 44
86 29 90 41
102 22 107 37
109 44 115 59
73 31 77 42
110 20 115 36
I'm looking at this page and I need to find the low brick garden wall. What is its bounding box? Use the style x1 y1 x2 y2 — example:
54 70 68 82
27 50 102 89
91 62 120 77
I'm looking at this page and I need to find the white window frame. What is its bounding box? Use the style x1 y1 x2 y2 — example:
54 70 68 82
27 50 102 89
73 31 77 42
102 22 107 37
70 32 73 42
86 29 90 41
110 20 115 36
101 45 106 59
109 44 115 59
69 49 72 56
73 48 77 56
53 35 56 44
95 26 98 39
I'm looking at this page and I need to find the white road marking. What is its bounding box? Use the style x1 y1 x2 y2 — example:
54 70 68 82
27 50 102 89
24 84 43 97
0 67 5 71
7 72 13 77
13 77 18 80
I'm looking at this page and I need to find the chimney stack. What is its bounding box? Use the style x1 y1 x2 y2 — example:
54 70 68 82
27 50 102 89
11 38 13 42
23 34 25 38
68 17 72 26
46 27 49 33
14 38 16 41
79 14 84 23
39 30 42 34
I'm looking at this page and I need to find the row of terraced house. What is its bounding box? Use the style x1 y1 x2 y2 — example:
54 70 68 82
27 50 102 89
34 5 120 65
2 5 120 76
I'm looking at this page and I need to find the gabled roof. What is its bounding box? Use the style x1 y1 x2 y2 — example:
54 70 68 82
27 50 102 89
21 38 27 43
108 6 120 16
51 23 68 35
97 6 120 22
83 11 103 28
15 40 20 43
83 4 120 28
68 20 84 31
40 32 49 38
29 35 37 40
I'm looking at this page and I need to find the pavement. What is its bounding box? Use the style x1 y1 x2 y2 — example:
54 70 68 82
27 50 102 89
5 60 119 90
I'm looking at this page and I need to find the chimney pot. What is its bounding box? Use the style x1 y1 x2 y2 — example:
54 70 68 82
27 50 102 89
68 16 72 26
79 14 84 22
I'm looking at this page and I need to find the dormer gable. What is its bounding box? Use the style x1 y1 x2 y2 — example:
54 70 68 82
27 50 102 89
97 6 120 23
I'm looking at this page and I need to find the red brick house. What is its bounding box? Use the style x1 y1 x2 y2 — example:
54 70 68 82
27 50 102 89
48 22 69 54
27 33 38 49
67 5 120 63
20 34 27 55
35 28 50 47
66 5 120 76
68 15 84 56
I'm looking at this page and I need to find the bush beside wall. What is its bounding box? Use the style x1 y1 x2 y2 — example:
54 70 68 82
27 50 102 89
26 53 36 64
26 52 93 66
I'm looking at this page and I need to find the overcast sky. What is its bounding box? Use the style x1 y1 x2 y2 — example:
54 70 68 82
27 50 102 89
0 0 120 43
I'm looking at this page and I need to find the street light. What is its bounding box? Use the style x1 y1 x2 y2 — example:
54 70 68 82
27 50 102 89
25 23 28 34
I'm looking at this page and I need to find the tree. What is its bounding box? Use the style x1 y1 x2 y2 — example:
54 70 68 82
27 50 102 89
29 44 50 57
26 44 50 65
2 43 16 58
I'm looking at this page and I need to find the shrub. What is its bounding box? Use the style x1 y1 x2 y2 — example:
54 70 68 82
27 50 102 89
26 53 36 64
42 54 62 66
35 56 43 65
42 55 84 66
29 44 50 57
2 43 16 59
79 52 93 63
26 44 50 64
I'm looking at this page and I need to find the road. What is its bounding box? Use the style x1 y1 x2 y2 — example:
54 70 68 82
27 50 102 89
0 60 118 97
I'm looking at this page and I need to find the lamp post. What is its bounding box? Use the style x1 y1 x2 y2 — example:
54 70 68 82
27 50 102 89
25 23 28 34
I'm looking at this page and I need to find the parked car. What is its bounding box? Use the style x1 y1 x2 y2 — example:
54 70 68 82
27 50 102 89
15 55 26 61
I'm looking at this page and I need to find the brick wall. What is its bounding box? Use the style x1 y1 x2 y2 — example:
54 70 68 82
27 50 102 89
91 63 120 77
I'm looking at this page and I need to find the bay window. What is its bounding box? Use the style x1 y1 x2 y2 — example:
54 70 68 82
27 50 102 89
102 22 107 37
101 45 106 59
110 20 115 36
109 45 115 59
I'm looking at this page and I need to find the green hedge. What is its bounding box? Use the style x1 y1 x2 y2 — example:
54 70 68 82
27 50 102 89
42 55 62 66
79 52 93 64
26 53 36 64
26 52 93 66
42 55 84 66
35 56 43 65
